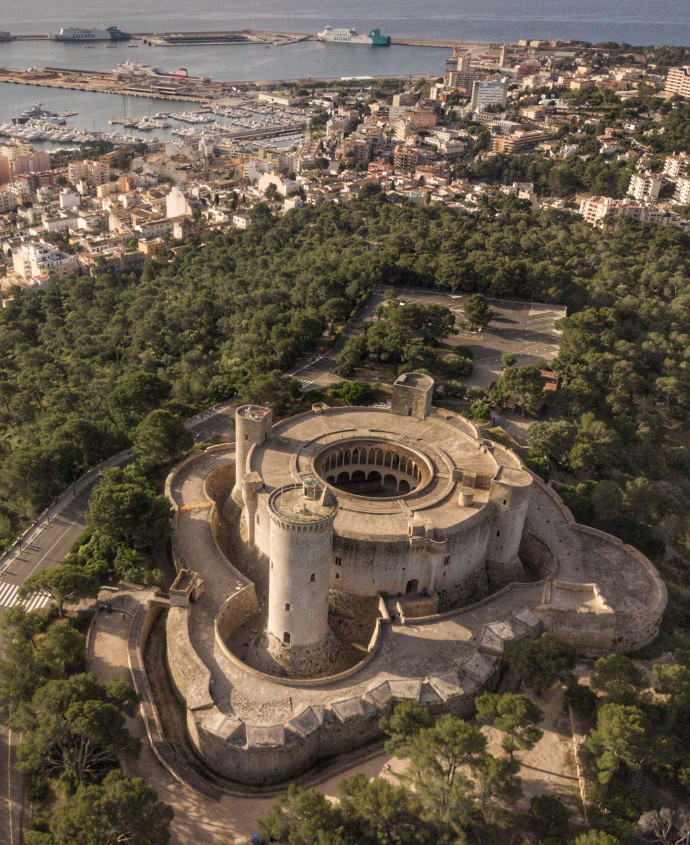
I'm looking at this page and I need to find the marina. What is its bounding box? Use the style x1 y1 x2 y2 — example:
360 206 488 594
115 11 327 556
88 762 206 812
0 83 309 150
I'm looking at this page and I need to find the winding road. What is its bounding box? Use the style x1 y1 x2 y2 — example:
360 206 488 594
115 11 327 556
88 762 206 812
0 401 236 844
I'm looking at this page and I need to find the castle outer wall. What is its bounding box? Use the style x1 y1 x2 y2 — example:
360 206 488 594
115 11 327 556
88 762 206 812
156 390 667 786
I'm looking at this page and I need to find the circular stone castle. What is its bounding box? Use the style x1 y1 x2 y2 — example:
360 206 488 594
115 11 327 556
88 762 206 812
156 374 667 785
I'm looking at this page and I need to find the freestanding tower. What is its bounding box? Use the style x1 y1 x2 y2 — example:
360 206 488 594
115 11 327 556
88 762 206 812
265 480 339 676
233 404 272 504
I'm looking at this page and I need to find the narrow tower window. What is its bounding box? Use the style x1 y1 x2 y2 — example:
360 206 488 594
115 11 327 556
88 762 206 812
285 603 290 611
283 631 291 644
310 573 316 582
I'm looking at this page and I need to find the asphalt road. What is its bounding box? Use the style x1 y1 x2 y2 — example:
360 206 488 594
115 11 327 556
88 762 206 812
287 288 388 390
0 401 236 840
0 401 236 600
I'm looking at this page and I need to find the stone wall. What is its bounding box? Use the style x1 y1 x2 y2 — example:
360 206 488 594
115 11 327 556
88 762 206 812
166 606 213 711
437 564 490 612
330 510 493 601
184 632 502 785
215 584 260 641
205 463 236 503
519 532 555 579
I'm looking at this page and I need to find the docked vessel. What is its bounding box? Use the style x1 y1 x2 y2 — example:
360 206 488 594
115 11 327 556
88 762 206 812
115 61 188 78
49 26 130 42
317 26 391 46
12 103 61 125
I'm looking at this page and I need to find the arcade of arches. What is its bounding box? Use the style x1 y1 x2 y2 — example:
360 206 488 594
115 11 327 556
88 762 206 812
314 440 432 498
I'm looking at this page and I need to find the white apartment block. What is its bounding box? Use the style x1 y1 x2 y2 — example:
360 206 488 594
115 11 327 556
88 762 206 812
134 219 172 239
663 153 690 180
628 172 663 202
665 67 690 99
12 240 78 281
674 177 690 205
166 185 194 219
0 191 17 213
470 78 508 112
257 171 298 197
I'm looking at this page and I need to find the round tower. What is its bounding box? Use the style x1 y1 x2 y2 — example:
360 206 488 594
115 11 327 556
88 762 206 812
233 404 272 504
266 481 338 672
486 466 532 589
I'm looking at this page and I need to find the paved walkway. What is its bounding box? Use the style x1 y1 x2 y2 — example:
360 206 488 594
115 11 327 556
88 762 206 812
89 591 400 844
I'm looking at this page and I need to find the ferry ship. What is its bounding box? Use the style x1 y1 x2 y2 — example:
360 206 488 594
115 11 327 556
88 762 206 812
317 26 391 46
49 26 130 42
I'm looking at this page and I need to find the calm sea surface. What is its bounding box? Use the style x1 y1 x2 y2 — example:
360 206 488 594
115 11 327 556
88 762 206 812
3 0 690 46
0 1 688 145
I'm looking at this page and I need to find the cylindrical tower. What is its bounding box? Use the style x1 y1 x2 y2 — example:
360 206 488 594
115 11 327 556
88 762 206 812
266 482 337 653
486 467 532 588
233 405 272 504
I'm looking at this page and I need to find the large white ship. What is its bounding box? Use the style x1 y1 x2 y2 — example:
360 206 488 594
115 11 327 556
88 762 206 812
49 26 130 42
317 26 391 46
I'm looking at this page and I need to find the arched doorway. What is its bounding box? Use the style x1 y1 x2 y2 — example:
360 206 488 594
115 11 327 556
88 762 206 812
405 579 418 595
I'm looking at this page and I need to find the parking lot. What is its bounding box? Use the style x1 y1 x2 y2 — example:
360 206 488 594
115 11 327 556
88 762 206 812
393 287 567 390
289 287 567 392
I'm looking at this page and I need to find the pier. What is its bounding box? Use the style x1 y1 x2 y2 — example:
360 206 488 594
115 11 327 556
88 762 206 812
0 64 440 104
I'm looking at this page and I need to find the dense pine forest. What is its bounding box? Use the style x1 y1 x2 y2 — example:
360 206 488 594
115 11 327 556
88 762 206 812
1 193 688 606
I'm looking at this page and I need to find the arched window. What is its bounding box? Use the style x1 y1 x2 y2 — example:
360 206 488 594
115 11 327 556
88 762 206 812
285 603 291 611
283 631 291 644
310 573 316 582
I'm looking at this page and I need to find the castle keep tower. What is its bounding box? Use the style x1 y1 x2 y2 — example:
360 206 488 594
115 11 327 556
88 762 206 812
233 404 272 504
391 372 434 419
265 481 338 675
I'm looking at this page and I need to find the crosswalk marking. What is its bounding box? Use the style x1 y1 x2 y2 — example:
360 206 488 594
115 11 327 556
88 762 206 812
0 581 53 612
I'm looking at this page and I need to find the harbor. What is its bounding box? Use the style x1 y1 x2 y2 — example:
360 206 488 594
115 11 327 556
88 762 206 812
0 59 446 106
0 37 451 92
0 29 474 49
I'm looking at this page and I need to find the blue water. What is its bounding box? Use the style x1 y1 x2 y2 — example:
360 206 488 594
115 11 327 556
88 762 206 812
3 0 690 45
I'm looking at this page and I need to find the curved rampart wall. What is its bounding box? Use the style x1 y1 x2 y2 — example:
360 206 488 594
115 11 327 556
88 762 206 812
518 532 556 579
167 606 213 711
183 625 500 785
569 525 667 653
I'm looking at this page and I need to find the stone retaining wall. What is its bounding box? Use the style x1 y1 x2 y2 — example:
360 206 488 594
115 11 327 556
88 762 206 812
185 627 503 785
215 584 260 641
166 606 213 711
519 532 556 579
